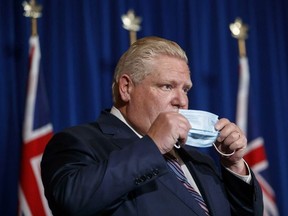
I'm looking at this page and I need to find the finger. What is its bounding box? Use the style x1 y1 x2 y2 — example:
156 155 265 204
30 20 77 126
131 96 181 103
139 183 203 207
214 118 230 131
218 132 247 155
223 131 241 145
216 122 238 142
228 133 247 151
172 114 191 147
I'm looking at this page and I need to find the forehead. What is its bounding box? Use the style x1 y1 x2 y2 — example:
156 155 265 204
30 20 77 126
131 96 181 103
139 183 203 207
147 56 191 82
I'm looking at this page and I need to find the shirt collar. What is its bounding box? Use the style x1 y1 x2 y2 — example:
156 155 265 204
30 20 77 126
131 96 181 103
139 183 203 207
110 106 143 138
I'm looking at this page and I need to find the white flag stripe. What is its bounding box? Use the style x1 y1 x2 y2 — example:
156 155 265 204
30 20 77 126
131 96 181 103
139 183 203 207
18 187 32 216
263 195 279 216
236 56 250 134
31 155 53 216
23 36 41 142
24 123 53 144
255 173 276 198
251 161 268 173
245 137 264 153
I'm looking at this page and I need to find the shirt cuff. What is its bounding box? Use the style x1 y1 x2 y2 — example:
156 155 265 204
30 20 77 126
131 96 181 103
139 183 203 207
224 159 252 184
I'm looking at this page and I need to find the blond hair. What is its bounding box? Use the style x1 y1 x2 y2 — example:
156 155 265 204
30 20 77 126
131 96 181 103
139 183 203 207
112 36 188 103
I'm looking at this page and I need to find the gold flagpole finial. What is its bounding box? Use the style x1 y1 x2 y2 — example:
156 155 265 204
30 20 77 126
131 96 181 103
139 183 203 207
229 18 248 57
121 9 142 45
23 0 42 36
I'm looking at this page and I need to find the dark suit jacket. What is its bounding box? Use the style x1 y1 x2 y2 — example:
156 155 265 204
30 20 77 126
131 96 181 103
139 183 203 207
41 110 263 216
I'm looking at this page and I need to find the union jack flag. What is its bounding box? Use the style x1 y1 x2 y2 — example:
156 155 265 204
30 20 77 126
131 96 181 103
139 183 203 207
19 35 53 215
236 56 279 216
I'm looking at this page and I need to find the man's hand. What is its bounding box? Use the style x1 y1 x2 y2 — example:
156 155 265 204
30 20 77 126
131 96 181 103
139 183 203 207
147 112 191 154
215 118 248 175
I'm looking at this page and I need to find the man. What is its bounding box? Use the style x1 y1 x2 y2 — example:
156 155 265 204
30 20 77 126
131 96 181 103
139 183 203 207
41 36 263 215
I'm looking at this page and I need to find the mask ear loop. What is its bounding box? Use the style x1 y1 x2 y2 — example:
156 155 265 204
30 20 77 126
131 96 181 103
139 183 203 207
174 143 181 149
212 143 235 157
174 142 235 157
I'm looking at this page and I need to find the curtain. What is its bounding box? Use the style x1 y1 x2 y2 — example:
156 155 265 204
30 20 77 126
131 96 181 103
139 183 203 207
1 0 287 215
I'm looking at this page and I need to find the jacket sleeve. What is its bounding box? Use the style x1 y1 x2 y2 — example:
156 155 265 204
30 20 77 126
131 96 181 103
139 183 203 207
41 127 168 215
222 166 264 216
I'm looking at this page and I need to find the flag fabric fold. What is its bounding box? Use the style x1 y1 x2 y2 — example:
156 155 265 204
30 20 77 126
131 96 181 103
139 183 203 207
236 56 279 216
19 35 53 216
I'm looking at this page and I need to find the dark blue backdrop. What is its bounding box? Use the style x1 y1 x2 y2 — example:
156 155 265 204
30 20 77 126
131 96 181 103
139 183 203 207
1 0 287 215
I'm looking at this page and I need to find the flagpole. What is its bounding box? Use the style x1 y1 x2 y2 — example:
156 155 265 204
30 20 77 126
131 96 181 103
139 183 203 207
23 0 42 36
229 18 248 57
121 9 142 45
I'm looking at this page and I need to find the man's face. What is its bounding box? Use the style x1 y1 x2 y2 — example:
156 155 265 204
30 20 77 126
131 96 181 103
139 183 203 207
125 55 192 135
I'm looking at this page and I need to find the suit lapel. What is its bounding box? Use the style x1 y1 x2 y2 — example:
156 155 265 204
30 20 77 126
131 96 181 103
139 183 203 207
185 159 216 214
179 147 228 215
158 163 209 216
97 110 139 149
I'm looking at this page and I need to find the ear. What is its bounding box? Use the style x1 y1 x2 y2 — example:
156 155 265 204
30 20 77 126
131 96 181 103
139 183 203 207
118 74 133 102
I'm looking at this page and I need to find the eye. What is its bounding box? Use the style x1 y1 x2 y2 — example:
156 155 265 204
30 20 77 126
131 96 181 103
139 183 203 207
183 87 191 94
162 84 173 91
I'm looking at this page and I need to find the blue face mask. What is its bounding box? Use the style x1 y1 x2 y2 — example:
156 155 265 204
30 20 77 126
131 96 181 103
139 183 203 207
178 109 219 148
176 109 235 157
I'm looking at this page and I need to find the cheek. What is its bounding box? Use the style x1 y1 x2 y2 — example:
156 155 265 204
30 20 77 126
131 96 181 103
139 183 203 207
135 94 161 119
184 97 189 108
132 87 167 113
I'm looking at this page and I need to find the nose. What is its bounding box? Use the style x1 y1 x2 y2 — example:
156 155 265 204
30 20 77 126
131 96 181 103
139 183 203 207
172 89 188 109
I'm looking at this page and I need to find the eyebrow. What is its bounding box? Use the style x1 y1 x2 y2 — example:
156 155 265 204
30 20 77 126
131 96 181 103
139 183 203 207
161 79 192 88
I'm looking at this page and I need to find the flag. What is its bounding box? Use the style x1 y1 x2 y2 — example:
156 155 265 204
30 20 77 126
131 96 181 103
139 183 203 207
19 35 53 216
236 56 279 216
